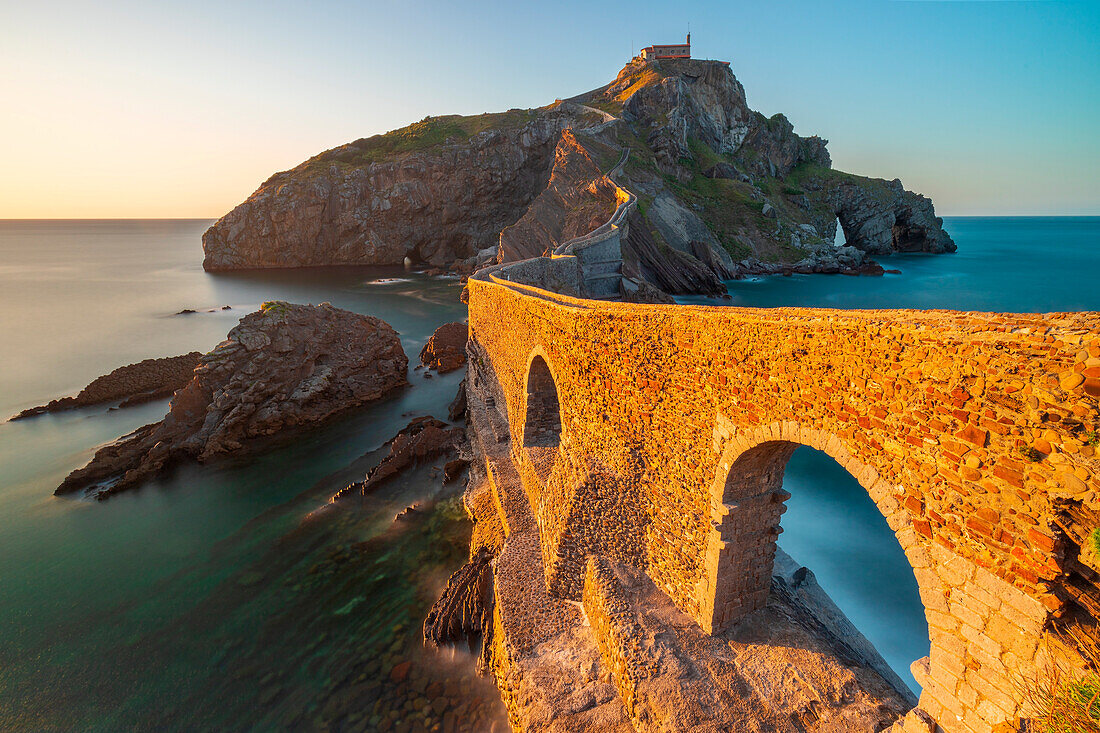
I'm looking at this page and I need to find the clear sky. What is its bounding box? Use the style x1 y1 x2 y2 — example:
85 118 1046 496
1 0 1097 218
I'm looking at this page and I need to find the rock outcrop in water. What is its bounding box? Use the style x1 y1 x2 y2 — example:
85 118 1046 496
329 416 464 502
56 302 408 500
419 322 469 374
202 57 953 297
10 352 202 420
827 176 956 255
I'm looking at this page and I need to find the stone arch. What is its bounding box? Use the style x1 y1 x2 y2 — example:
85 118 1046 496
695 420 1055 729
521 349 563 483
523 351 562 448
698 421 934 635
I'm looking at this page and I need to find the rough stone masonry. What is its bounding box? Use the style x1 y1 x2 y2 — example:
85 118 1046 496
464 266 1099 732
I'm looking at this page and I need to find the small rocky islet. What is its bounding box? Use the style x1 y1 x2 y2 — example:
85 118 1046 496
10 351 203 420
56 301 409 500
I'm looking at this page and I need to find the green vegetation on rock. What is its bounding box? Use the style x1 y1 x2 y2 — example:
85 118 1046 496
659 139 787 261
1018 445 1045 463
586 99 623 117
261 300 291 315
1044 674 1100 733
302 110 540 174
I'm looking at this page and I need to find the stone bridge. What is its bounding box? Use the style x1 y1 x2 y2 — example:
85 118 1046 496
465 254 1100 731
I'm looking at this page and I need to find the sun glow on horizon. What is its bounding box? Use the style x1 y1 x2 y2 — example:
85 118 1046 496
1 0 1097 218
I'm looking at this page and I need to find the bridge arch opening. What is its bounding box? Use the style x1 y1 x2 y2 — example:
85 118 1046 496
522 354 562 482
706 431 930 697
780 446 929 695
523 355 561 448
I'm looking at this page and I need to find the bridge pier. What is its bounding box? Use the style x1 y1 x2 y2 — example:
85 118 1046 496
699 440 797 632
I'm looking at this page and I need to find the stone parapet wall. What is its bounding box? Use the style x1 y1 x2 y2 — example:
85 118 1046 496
582 557 654 725
467 273 1100 732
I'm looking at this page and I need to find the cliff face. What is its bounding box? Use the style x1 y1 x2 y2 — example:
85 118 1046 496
203 57 954 294
585 58 954 290
202 113 584 270
495 129 621 263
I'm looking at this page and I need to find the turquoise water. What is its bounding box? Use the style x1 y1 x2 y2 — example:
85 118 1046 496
680 217 1100 312
0 217 1096 727
0 220 507 731
680 216 1100 695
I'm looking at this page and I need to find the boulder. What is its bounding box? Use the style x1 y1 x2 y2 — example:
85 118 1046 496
419 322 469 373
703 162 749 183
56 302 408 499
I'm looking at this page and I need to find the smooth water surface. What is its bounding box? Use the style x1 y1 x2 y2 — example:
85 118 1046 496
0 220 505 730
679 217 1100 312
1 217 1096 726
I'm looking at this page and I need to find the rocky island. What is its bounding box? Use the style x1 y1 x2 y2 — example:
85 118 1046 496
57 302 408 500
202 57 954 296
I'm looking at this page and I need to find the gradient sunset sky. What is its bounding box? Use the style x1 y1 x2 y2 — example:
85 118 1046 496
2 0 1097 218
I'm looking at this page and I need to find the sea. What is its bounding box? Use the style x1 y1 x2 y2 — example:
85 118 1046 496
0 216 1096 729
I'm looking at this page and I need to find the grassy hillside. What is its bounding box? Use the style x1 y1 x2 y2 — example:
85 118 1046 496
297 110 543 175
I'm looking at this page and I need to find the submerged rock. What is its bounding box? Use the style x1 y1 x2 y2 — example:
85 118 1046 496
10 352 203 420
56 302 408 500
329 416 464 502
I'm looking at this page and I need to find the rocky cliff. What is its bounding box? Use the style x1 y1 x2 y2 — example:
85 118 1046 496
202 110 599 270
57 302 407 499
583 59 954 292
203 57 954 296
494 129 621 263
